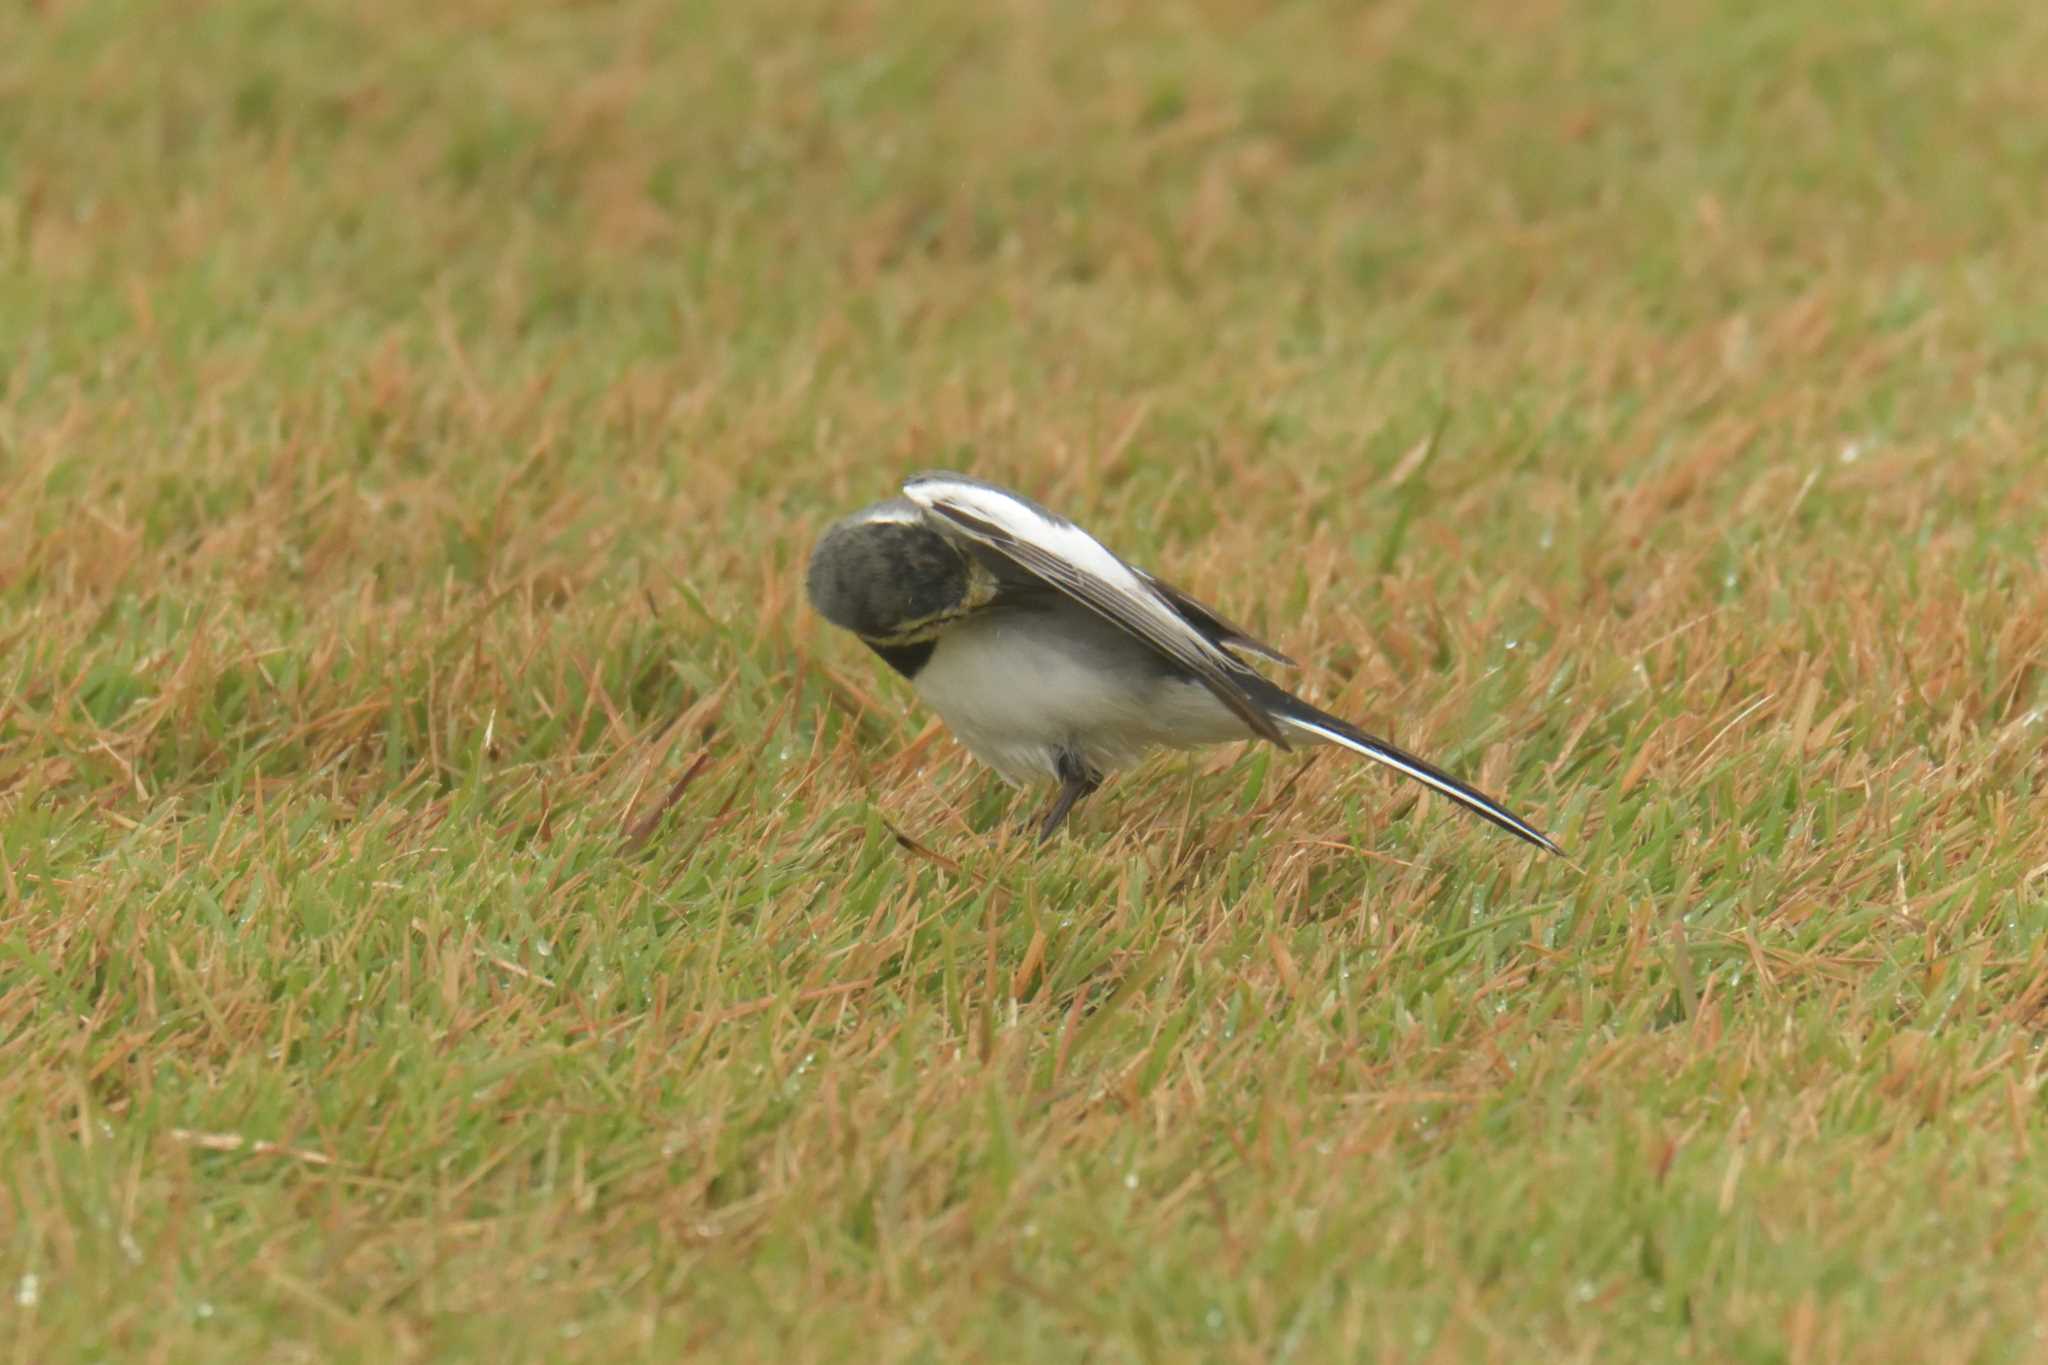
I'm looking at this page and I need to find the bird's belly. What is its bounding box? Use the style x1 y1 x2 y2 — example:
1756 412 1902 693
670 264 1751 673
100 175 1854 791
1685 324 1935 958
911 612 1248 785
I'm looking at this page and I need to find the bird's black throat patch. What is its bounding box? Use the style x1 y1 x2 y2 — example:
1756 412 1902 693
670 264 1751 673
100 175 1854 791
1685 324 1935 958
866 638 935 678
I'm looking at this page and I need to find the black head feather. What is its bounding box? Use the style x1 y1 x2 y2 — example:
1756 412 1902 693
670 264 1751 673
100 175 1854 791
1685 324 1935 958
805 499 972 641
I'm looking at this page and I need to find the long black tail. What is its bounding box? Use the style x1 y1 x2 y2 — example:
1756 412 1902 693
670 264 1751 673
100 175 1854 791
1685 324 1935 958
1248 680 1563 856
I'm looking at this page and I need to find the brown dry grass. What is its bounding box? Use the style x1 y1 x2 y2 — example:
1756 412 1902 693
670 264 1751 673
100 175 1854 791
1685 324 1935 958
3 0 2048 1359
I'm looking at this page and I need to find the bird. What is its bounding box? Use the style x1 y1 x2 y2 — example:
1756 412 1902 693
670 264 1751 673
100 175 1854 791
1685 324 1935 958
804 472 1561 855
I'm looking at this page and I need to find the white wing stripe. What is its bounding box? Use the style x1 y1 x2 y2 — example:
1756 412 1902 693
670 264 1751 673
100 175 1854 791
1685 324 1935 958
904 476 1235 671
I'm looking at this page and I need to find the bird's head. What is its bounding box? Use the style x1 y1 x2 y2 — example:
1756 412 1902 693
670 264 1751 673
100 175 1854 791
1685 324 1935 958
805 499 981 644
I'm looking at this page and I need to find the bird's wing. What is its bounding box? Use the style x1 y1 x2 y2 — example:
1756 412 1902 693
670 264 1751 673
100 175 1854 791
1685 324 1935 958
902 472 1289 745
1138 571 1296 667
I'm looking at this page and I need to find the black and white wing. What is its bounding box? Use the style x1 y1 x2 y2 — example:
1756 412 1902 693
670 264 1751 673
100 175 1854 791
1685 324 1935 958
902 472 1290 745
1138 570 1296 668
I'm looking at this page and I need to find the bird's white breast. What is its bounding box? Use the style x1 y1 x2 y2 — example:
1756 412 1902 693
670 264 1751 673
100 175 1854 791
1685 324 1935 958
911 609 1249 785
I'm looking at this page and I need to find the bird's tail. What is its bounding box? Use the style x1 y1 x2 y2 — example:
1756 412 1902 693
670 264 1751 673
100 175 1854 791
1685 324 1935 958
1251 681 1562 856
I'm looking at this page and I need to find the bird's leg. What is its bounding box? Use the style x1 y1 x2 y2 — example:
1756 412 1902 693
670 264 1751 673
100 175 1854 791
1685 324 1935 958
1037 752 1102 843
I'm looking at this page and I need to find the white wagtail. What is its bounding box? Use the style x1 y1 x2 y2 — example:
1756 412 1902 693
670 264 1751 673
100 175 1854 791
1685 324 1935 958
805 472 1561 854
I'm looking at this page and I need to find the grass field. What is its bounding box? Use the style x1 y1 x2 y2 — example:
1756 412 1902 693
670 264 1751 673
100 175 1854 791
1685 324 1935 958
5 0 2048 1358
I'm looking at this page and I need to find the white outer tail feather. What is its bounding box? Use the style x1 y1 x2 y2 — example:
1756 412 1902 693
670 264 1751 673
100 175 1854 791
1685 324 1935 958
1278 713 1561 855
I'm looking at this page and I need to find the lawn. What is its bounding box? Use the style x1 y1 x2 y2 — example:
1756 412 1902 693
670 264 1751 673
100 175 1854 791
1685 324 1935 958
4 0 2048 1359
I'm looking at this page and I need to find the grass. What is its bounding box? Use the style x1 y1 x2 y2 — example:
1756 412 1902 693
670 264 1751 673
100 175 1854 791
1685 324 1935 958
3 0 2048 1358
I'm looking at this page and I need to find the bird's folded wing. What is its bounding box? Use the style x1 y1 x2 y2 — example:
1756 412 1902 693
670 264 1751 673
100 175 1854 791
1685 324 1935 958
903 473 1288 745
1138 571 1296 667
